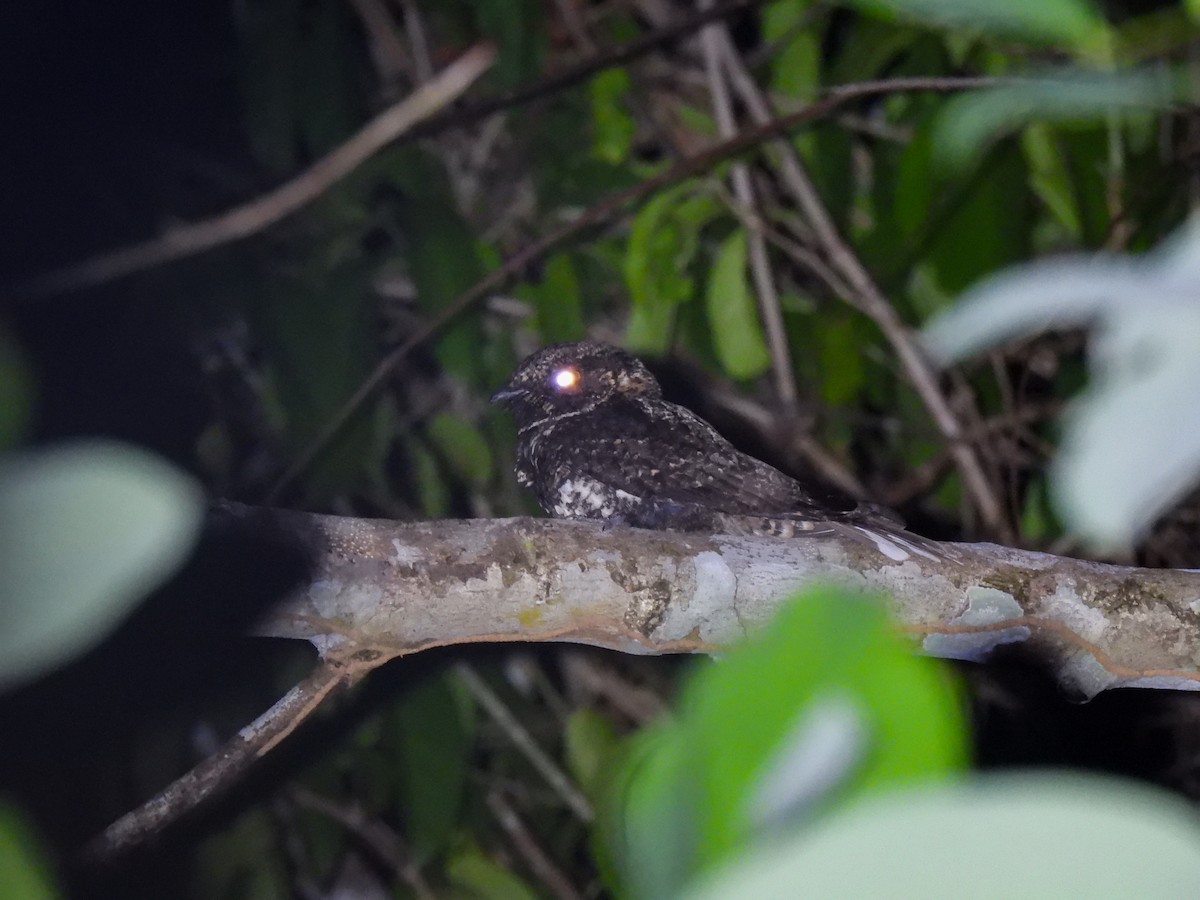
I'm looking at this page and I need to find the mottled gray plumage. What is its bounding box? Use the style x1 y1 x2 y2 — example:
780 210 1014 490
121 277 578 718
492 340 946 559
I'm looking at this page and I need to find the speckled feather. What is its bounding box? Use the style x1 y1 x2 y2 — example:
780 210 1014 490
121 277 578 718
492 340 946 559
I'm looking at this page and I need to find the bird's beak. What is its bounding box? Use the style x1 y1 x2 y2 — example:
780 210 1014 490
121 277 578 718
490 385 524 405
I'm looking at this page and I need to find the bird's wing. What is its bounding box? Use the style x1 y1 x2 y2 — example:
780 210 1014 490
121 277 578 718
541 398 845 519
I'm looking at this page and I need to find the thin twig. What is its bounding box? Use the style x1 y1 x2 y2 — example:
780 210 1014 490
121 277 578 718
83 653 383 862
454 662 594 823
6 45 497 303
717 37 1010 538
700 0 798 410
289 786 437 900
486 789 587 900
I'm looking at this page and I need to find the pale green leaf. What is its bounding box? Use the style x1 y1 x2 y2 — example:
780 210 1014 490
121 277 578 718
0 441 203 688
687 774 1200 899
924 216 1200 549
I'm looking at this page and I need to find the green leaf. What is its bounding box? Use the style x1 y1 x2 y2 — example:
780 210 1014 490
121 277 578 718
604 725 700 900
763 1 820 100
446 842 539 900
705 233 771 380
590 68 636 164
1020 474 1062 542
846 0 1109 51
521 253 586 343
924 216 1200 549
815 315 868 406
686 774 1200 899
0 802 59 900
393 676 476 862
565 708 622 803
933 70 1173 170
426 412 494 490
0 441 204 689
408 436 452 518
606 587 966 895
390 164 490 386
926 145 1033 300
688 589 965 869
624 183 700 352
1021 123 1083 240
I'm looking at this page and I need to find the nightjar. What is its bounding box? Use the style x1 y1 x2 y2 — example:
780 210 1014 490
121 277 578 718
492 340 946 561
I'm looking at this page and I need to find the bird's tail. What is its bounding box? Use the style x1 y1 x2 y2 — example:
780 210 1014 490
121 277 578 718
717 512 961 564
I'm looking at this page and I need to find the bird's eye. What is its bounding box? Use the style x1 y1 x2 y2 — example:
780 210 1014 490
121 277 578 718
550 367 581 391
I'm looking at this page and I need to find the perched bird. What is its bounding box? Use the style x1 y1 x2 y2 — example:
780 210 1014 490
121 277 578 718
491 340 947 561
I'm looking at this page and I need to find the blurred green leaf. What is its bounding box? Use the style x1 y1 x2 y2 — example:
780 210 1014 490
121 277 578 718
705 232 771 380
408 434 452 519
928 145 1033 302
1020 474 1062 542
521 253 586 343
686 774 1200 899
603 725 699 900
764 0 820 100
0 441 203 689
391 159 491 386
590 69 636 164
446 842 539 900
427 412 494 490
847 0 1109 51
933 70 1173 170
688 588 965 868
0 327 32 452
925 215 1200 548
815 314 868 406
0 801 58 900
565 708 622 803
625 183 719 354
394 676 476 862
1021 122 1083 240
607 587 966 896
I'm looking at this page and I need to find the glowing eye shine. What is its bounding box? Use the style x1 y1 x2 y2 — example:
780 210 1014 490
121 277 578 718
552 368 580 390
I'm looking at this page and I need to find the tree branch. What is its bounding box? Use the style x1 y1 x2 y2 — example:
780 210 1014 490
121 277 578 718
239 504 1200 699
87 503 1200 861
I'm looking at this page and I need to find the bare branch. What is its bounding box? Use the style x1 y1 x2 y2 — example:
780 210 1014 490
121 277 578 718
238 504 1200 700
83 652 384 862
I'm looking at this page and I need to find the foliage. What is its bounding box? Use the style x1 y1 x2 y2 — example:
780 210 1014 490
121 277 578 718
7 0 1200 895
0 802 59 900
687 773 1200 898
604 586 967 897
0 441 203 689
926 217 1200 550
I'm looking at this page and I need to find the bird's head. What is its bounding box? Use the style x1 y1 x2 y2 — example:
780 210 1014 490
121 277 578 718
491 340 661 427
